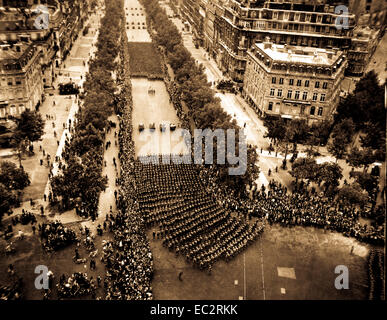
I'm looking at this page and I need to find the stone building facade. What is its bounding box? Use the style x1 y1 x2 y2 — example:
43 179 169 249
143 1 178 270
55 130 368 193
213 0 355 86
243 40 347 122
0 43 44 120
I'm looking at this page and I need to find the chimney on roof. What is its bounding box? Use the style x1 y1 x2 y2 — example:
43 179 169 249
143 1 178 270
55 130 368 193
263 36 271 49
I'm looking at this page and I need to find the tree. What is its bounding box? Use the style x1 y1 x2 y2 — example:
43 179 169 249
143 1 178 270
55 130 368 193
15 109 45 142
346 147 375 171
337 183 368 208
0 161 30 190
328 135 348 162
290 158 319 184
11 109 45 166
11 134 29 167
351 171 378 197
334 71 385 162
335 71 385 128
318 162 343 195
264 118 286 146
51 155 107 209
0 183 18 223
327 118 355 161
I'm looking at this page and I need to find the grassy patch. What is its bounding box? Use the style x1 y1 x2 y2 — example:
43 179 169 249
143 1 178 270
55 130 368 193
127 42 164 78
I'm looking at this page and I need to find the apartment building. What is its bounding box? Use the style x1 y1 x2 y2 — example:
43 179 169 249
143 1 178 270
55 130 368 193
349 0 387 27
243 39 347 122
0 43 44 120
0 0 90 85
210 0 355 85
181 0 206 45
347 26 380 75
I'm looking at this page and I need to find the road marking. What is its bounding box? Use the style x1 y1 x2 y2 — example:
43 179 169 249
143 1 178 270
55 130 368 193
243 252 246 300
260 241 266 300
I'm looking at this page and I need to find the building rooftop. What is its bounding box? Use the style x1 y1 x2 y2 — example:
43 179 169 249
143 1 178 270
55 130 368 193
0 43 29 60
0 43 39 73
254 42 342 66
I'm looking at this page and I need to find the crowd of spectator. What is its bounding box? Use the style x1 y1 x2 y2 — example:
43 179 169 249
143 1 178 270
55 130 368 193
38 221 77 252
100 28 153 300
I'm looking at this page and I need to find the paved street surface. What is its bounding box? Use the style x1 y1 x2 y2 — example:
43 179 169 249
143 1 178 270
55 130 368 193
366 32 387 84
149 223 369 300
126 0 187 157
131 79 188 156
124 0 151 42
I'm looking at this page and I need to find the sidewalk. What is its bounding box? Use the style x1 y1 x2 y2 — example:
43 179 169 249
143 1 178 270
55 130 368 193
2 11 103 221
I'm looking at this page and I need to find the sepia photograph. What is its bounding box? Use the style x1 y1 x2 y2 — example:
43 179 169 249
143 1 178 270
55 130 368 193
0 0 385 314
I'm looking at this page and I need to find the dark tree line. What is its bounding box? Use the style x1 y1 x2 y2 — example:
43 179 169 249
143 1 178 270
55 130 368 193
50 0 123 215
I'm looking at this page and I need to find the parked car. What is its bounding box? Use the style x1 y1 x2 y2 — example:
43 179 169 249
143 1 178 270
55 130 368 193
139 123 145 132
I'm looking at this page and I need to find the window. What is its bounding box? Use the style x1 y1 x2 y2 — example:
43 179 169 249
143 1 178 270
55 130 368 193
297 79 302 86
7 79 13 86
268 102 273 111
302 92 308 100
295 91 300 99
318 107 323 116
313 93 318 101
315 81 320 88
320 94 326 102
305 80 309 87
287 90 292 99
279 78 284 84
270 88 275 96
272 77 276 84
310 106 315 115
289 79 294 85
323 82 328 89
277 89 282 97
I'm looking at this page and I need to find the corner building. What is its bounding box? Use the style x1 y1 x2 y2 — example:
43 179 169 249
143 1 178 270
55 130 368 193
243 40 347 123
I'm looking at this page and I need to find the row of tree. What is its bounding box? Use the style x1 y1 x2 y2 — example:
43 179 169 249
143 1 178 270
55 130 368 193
0 107 44 223
290 156 383 222
264 117 332 160
49 0 124 214
141 0 259 194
